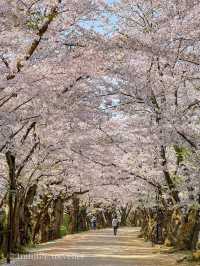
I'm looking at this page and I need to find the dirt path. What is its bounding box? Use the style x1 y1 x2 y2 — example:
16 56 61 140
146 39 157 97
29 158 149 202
2 227 194 265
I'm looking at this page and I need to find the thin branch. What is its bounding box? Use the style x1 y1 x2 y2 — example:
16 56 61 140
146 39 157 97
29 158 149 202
16 142 39 179
62 75 90 94
71 147 117 168
21 122 36 144
71 147 161 189
10 97 34 113
182 100 200 114
0 93 18 108
0 123 28 153
175 129 198 149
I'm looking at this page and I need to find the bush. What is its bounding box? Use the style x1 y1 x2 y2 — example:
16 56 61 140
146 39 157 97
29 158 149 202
0 249 4 259
59 214 70 238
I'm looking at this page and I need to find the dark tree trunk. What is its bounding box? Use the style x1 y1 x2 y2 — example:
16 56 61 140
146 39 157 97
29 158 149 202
69 196 80 234
5 151 16 264
51 198 64 239
33 197 53 243
19 184 37 245
78 206 88 231
41 212 50 243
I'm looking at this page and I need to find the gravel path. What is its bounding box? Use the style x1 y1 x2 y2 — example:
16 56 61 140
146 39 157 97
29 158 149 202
1 227 191 266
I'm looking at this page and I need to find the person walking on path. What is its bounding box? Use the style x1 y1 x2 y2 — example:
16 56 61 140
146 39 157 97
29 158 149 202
91 215 97 230
112 215 119 236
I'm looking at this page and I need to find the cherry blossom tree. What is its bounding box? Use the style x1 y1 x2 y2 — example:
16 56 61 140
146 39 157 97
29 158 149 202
1 0 200 260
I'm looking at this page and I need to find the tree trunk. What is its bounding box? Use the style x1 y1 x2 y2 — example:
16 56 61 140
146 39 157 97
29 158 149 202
41 212 50 243
5 151 16 263
173 208 200 250
33 197 53 243
69 195 79 234
19 184 37 245
51 198 64 239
